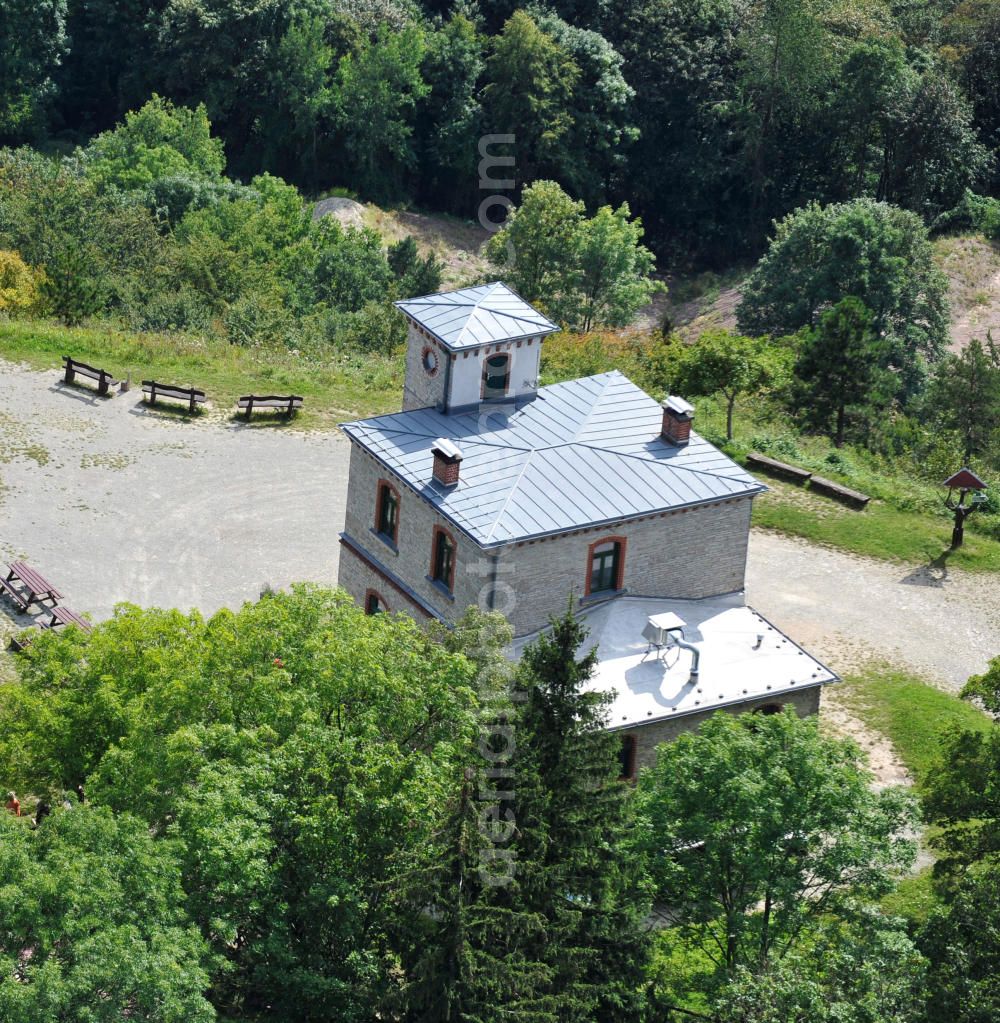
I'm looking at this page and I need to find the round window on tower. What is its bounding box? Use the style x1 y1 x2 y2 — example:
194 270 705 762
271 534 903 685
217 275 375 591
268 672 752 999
422 345 439 377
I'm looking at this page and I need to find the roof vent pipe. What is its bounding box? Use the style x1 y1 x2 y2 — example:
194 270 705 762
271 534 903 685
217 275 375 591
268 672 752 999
670 631 700 683
661 396 695 445
431 438 463 487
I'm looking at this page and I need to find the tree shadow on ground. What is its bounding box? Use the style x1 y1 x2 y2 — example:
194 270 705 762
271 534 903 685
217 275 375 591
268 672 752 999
900 547 953 588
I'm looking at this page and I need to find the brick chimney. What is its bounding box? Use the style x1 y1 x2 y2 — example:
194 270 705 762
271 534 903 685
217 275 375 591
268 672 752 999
661 396 694 445
431 438 463 486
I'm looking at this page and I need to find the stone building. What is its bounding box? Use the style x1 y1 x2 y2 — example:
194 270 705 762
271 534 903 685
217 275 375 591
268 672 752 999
338 283 837 773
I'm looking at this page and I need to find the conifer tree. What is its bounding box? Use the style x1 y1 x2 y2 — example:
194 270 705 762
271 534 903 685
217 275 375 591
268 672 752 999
516 607 651 1021
794 296 893 446
393 758 557 1022
393 609 557 1023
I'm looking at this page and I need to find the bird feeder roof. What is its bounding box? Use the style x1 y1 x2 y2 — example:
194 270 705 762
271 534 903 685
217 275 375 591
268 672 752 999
944 467 987 490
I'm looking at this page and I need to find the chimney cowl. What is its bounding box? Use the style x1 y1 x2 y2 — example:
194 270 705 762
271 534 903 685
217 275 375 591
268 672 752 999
661 395 694 445
431 437 463 486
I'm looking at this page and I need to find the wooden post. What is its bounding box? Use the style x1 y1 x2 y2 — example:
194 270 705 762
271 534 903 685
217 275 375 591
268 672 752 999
64 360 74 386
189 390 196 414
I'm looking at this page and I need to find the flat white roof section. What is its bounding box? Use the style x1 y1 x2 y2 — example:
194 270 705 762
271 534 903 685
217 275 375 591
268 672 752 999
514 594 838 730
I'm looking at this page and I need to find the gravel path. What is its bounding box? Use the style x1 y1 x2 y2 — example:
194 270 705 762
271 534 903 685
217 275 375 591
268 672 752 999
746 530 1000 691
0 361 348 635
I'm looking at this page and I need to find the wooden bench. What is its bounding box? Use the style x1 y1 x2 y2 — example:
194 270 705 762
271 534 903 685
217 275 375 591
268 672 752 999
238 394 303 419
9 607 92 653
809 475 871 509
63 356 118 396
142 380 206 414
746 452 813 485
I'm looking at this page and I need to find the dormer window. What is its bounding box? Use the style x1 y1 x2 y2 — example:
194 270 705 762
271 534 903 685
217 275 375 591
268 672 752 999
587 537 626 596
375 480 400 545
482 353 510 400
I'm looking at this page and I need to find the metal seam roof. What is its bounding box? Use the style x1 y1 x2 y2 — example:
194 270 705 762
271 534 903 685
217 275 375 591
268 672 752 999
394 282 559 351
342 371 765 547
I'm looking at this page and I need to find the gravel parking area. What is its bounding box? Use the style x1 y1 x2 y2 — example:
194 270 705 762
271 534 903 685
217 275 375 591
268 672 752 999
0 361 348 638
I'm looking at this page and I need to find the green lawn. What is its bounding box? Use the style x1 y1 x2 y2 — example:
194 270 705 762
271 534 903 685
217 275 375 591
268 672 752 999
881 867 942 925
751 480 1000 573
0 320 402 427
837 665 992 788
682 390 1000 573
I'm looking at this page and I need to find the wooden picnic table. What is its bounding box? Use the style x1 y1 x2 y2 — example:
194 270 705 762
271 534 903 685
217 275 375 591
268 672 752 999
0 561 63 612
9 606 92 653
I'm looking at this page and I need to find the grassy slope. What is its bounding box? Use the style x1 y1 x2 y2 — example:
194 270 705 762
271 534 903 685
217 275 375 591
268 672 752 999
750 477 1000 573
837 665 993 924
837 665 992 788
682 392 1000 574
0 321 402 426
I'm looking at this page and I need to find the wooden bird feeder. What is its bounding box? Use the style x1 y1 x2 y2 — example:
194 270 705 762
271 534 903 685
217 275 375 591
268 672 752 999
943 467 988 548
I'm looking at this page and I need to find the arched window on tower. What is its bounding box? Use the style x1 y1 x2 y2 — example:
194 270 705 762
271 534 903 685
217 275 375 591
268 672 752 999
482 352 511 399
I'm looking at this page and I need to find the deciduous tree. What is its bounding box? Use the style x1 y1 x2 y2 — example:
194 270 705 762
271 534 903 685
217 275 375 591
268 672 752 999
333 25 428 204
0 806 213 1022
0 250 45 314
82 95 225 192
670 329 784 440
0 0 67 144
738 199 950 397
481 13 579 188
0 586 482 1020
486 180 660 330
636 709 916 975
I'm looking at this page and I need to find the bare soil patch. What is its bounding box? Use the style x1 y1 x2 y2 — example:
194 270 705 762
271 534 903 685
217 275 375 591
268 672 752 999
934 234 1000 352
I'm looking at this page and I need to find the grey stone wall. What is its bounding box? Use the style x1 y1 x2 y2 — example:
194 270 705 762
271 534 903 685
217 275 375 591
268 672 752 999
402 323 448 412
339 443 491 619
623 685 823 774
497 497 753 636
340 440 753 637
338 541 433 619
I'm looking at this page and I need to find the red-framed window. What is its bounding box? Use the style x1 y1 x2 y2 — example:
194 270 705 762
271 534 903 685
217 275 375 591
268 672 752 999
585 535 627 596
430 526 457 593
364 589 389 615
375 480 400 545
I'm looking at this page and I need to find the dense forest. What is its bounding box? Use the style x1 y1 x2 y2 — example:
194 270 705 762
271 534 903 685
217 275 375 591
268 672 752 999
3 0 1000 267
